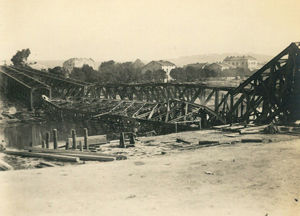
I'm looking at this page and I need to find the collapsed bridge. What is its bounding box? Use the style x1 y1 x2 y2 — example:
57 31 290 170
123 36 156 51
1 42 300 131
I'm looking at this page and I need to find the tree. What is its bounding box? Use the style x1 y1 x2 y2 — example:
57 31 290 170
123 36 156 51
143 70 154 82
70 67 86 81
170 68 186 82
99 60 115 69
153 70 167 82
11 48 31 66
80 64 99 83
185 66 198 82
98 61 143 84
48 66 69 78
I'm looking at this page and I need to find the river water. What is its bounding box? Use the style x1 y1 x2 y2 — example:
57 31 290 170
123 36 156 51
0 122 103 149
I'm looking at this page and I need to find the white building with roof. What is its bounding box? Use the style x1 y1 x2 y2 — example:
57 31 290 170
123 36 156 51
63 58 95 72
141 60 176 82
223 56 257 70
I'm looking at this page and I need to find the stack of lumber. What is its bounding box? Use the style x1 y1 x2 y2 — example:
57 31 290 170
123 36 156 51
213 123 270 134
3 147 124 163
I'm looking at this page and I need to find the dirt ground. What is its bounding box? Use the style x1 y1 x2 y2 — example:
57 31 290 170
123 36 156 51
0 130 299 216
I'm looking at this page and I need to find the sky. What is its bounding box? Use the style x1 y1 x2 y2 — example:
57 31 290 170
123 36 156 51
1 0 300 63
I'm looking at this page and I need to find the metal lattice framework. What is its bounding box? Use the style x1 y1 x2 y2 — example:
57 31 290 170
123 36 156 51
0 66 51 110
87 83 236 104
8 66 235 108
218 42 300 124
2 42 300 125
9 66 92 97
41 95 225 126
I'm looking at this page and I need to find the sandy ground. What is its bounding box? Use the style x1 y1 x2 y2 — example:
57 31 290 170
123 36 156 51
0 131 299 216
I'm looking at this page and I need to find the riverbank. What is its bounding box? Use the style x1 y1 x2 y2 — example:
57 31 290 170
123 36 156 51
0 135 299 216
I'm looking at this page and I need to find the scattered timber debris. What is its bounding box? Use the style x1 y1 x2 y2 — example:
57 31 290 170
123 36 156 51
241 138 263 143
39 161 57 167
176 138 191 144
263 123 278 134
199 141 220 145
223 134 240 137
4 150 80 162
0 159 14 171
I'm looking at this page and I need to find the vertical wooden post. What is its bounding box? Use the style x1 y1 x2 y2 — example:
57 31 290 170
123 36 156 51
129 133 135 144
71 129 76 149
79 141 83 152
53 129 58 149
41 140 45 148
46 132 50 149
119 133 125 148
84 128 88 150
65 141 69 150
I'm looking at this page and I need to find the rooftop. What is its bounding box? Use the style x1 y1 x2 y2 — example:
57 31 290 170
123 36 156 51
154 60 176 66
224 56 256 61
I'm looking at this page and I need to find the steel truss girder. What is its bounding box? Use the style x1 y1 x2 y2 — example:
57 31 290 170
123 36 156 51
222 42 300 124
0 66 51 110
41 95 225 128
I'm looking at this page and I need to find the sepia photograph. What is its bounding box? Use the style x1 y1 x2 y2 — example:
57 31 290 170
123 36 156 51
0 0 299 215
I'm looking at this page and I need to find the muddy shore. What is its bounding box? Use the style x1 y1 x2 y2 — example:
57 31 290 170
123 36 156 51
0 135 299 216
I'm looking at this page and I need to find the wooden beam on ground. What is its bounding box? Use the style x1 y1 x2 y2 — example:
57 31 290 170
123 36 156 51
3 150 80 162
24 147 118 158
0 159 14 171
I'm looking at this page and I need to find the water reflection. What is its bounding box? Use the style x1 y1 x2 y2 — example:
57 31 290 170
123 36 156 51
2 122 103 149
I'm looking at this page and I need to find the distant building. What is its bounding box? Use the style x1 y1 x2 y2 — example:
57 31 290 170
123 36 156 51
28 62 48 71
132 59 145 69
63 58 95 72
223 56 257 71
0 60 6 66
205 62 235 71
183 62 208 69
141 60 176 82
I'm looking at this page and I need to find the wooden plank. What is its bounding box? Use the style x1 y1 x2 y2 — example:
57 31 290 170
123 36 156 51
56 153 115 161
0 159 13 171
39 161 57 167
176 138 191 144
212 124 231 129
24 147 118 158
199 141 220 145
241 138 263 143
3 150 80 162
239 130 260 134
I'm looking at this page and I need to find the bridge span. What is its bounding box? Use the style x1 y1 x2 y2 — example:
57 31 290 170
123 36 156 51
1 42 300 128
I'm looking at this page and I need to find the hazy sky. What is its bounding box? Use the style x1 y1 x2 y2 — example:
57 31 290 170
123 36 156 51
1 0 300 62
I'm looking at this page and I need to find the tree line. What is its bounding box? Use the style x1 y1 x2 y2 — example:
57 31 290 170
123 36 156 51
48 62 255 84
10 48 256 84
48 60 168 84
